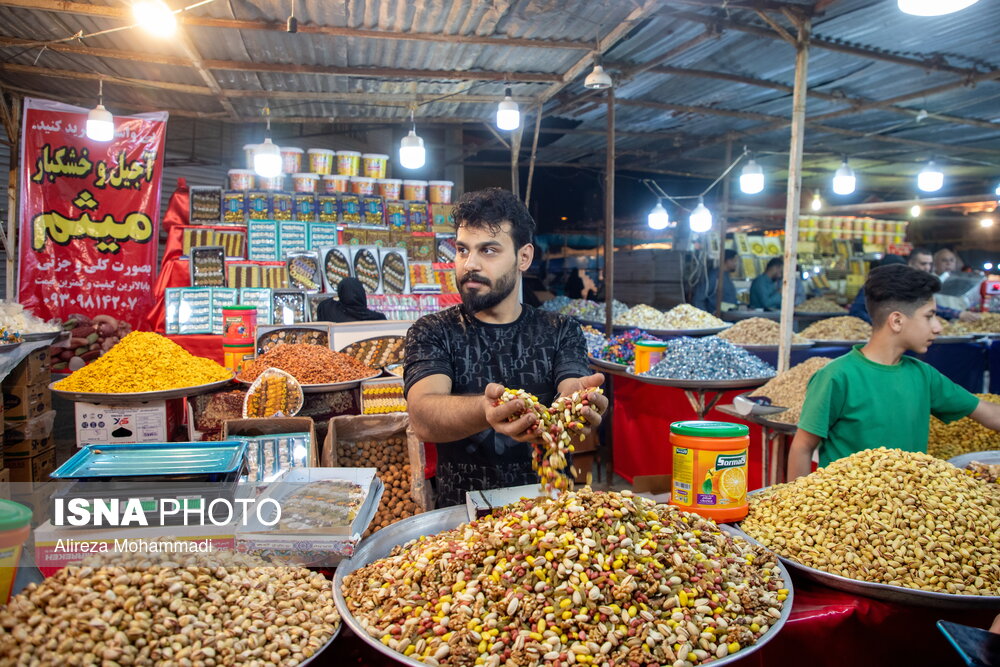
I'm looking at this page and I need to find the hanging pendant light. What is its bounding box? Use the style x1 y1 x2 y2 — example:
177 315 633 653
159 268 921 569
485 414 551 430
832 158 856 195
399 107 426 170
810 191 823 211
917 160 944 192
689 198 713 233
86 79 115 142
898 0 980 16
739 156 765 195
133 0 177 37
496 87 520 131
584 62 613 90
910 204 922 218
647 201 669 230
253 107 282 178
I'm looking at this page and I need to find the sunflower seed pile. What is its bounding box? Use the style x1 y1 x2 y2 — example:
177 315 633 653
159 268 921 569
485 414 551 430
641 337 776 381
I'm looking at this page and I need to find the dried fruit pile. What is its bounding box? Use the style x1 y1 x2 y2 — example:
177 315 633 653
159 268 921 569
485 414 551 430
749 357 834 424
742 448 1000 595
718 318 806 346
799 316 872 342
343 489 787 667
54 331 230 393
240 343 377 385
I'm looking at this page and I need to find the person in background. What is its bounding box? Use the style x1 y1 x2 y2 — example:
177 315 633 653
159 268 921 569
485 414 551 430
907 247 978 322
788 264 1000 480
564 271 585 299
691 249 739 312
749 257 783 310
934 248 958 276
317 277 387 323
849 254 907 323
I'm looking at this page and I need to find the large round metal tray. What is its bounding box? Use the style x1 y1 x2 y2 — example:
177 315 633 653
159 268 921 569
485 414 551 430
626 371 774 390
793 311 847 320
948 450 1000 468
721 310 780 322
580 321 730 337
737 491 1000 610
22 331 61 343
931 334 977 344
0 341 22 352
335 506 795 667
735 341 814 351
299 622 342 666
238 370 382 393
804 339 865 347
50 374 235 403
588 356 628 372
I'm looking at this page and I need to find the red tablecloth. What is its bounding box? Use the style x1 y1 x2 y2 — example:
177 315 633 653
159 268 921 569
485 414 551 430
329 576 996 666
611 374 766 488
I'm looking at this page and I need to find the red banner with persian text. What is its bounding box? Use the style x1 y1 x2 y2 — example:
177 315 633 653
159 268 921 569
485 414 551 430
17 97 167 328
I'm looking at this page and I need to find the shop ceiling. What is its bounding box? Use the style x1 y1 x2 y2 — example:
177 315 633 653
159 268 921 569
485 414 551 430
0 0 998 202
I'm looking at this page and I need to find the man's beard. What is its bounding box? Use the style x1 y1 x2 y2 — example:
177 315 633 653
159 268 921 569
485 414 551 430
460 265 518 312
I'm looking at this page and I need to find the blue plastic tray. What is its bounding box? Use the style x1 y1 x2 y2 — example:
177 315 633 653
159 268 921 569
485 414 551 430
51 441 249 480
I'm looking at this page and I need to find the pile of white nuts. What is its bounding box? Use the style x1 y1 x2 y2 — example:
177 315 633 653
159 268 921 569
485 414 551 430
742 448 1000 595
0 549 340 666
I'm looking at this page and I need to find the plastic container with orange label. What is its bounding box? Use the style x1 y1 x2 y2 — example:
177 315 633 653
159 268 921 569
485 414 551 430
0 500 32 604
221 305 256 346
669 420 749 522
633 340 668 374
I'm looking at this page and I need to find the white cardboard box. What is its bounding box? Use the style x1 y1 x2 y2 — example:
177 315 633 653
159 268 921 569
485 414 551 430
74 401 168 446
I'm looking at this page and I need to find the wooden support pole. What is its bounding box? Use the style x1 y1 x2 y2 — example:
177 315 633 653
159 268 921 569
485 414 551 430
777 21 811 374
0 91 19 301
510 123 524 198
525 105 543 208
715 141 733 315
604 88 616 334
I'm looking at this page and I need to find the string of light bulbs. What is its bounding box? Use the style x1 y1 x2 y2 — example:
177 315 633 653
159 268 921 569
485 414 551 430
643 148 756 233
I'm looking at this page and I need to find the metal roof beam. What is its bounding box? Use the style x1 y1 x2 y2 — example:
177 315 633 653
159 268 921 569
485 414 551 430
0 36 560 84
613 96 1000 157
669 9 993 78
538 0 662 104
0 0 592 50
647 65 999 131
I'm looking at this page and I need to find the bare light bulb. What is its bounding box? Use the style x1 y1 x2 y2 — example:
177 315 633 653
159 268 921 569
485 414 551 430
832 159 856 195
399 129 426 169
648 202 669 230
910 204 922 217
981 217 995 228
496 88 520 131
86 104 114 142
898 0 980 16
133 0 177 36
689 200 713 233
253 138 282 178
810 192 823 211
917 161 944 192
739 159 765 194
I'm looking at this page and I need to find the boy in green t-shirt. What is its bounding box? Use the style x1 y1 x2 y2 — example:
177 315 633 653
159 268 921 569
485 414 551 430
788 263 1000 480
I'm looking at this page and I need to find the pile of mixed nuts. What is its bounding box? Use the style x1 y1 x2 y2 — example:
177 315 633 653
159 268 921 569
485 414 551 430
343 489 787 667
496 388 602 494
0 550 340 666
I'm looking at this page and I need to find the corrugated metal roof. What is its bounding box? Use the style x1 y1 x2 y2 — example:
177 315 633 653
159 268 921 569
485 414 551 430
0 0 998 196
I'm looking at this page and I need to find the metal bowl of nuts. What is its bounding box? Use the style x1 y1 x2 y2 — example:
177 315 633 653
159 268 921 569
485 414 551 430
335 492 796 667
740 449 1000 610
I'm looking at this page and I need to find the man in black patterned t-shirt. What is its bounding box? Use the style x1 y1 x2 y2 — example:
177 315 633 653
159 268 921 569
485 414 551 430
404 188 608 507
